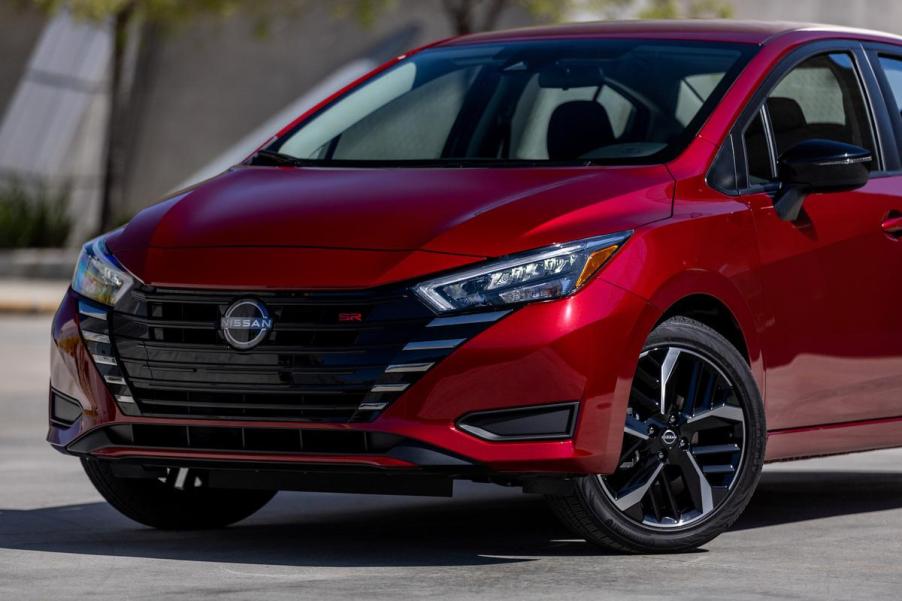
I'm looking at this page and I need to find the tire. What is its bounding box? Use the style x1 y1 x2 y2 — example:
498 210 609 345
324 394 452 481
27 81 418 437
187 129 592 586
547 316 765 553
82 458 276 530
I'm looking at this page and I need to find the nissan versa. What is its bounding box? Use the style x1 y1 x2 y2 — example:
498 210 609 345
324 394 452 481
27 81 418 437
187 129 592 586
49 20 902 553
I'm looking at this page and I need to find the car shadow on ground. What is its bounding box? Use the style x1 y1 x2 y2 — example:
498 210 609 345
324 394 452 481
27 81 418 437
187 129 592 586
731 471 902 531
1 471 900 566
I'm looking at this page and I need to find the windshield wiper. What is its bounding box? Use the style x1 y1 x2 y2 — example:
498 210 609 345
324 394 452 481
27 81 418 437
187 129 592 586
245 152 595 169
247 149 310 167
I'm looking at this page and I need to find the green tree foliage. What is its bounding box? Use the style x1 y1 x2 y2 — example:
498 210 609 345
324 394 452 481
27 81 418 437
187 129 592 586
30 0 732 28
31 0 240 23
0 181 71 248
334 0 636 35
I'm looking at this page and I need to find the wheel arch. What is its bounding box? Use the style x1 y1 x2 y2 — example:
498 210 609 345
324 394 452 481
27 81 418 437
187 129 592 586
656 294 749 363
628 271 766 400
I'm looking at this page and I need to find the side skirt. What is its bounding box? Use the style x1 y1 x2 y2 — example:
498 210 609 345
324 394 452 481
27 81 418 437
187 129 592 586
766 415 902 462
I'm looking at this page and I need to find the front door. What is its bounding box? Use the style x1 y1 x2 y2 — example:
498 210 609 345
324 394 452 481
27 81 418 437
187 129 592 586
743 50 902 430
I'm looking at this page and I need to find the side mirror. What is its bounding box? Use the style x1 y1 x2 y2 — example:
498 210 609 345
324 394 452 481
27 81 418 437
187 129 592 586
774 139 872 222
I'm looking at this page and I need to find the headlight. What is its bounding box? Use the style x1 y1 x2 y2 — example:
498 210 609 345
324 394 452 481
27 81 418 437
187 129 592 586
71 233 135 306
413 231 631 313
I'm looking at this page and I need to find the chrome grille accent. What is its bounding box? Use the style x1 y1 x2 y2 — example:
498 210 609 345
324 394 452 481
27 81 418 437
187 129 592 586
402 339 465 352
76 299 138 416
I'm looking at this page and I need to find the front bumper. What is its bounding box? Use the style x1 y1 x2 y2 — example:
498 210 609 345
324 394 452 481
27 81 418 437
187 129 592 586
49 277 653 475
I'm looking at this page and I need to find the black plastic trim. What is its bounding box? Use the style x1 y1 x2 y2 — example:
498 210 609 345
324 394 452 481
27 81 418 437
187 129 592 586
705 135 738 195
66 423 476 469
456 401 579 442
865 44 902 170
49 389 84 427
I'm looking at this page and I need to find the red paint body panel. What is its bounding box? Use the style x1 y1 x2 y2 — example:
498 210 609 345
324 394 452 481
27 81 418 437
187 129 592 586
109 165 672 259
768 416 902 462
747 178 902 431
599 169 768 395
114 246 480 291
50 22 902 475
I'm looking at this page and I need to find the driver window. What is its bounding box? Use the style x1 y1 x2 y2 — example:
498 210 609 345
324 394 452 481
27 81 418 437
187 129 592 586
766 52 876 159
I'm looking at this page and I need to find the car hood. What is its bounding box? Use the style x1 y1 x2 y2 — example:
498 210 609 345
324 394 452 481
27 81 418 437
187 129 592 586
110 165 672 289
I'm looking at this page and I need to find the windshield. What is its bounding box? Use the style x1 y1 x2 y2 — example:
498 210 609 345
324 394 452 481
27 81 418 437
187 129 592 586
267 39 755 167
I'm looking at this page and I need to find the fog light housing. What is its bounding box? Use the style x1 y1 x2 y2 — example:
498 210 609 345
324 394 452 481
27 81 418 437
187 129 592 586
50 390 83 426
457 402 578 441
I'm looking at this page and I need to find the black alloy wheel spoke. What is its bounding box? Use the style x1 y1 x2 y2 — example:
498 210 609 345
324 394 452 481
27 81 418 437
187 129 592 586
609 455 664 512
682 404 745 435
659 473 681 517
624 414 650 441
670 449 713 515
163 467 178 488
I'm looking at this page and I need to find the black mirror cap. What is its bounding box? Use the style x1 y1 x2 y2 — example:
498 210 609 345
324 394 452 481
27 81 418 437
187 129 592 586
773 139 872 222
778 138 872 193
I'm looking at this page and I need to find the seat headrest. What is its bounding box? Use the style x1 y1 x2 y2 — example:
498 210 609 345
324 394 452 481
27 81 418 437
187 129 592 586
547 100 615 160
767 97 807 133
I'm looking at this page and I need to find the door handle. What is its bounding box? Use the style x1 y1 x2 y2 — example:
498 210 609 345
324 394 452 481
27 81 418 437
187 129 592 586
882 212 902 238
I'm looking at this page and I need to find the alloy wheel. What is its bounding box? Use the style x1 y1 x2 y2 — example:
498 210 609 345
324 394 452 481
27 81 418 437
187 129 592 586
599 346 747 529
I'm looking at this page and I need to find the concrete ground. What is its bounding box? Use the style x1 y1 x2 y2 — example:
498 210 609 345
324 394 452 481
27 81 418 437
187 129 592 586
2 314 902 600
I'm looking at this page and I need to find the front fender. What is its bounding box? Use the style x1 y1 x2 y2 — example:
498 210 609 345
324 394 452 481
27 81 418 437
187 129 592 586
599 199 767 399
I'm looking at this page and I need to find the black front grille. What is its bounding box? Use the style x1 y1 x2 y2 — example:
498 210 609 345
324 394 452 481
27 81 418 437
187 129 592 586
107 285 475 422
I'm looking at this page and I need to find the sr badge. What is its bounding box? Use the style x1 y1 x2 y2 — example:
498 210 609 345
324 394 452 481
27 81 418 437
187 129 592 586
220 299 273 350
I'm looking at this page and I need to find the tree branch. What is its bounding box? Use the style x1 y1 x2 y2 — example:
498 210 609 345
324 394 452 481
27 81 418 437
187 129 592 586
441 0 475 35
480 0 509 32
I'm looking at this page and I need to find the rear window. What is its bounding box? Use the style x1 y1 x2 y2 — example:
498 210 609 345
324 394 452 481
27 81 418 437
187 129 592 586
268 39 756 167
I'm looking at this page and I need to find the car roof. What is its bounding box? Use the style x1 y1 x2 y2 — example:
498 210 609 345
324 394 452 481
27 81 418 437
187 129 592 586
439 19 902 47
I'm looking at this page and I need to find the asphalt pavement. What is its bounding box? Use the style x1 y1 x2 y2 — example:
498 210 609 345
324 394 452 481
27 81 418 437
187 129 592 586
3 314 902 600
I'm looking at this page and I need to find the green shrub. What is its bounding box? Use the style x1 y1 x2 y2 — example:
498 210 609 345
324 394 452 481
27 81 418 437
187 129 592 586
0 181 71 248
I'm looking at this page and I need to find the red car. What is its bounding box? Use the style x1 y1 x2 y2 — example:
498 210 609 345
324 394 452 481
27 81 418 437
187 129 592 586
49 20 902 553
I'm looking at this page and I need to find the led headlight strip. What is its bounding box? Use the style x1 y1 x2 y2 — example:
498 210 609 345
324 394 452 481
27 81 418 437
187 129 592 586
72 233 134 307
413 231 631 314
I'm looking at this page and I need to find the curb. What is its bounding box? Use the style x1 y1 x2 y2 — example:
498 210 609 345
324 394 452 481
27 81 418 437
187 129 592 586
0 278 69 316
0 299 60 315
0 249 78 280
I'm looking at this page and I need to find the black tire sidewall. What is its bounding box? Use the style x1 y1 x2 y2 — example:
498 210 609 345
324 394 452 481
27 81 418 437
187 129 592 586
82 458 276 530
